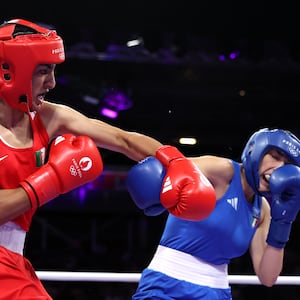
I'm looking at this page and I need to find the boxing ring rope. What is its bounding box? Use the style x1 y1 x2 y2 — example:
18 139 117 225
36 271 300 285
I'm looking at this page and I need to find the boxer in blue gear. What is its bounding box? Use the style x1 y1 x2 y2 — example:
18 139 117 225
129 128 300 300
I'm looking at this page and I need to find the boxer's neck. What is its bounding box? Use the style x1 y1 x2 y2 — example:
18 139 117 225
0 102 32 148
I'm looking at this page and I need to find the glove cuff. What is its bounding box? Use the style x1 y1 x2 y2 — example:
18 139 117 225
20 165 60 208
156 145 184 167
20 181 39 210
266 219 292 248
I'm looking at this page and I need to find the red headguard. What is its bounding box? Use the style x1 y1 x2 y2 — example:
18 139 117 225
0 19 65 112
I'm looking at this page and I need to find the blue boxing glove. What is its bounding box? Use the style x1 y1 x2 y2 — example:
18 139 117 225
126 157 166 216
266 164 300 248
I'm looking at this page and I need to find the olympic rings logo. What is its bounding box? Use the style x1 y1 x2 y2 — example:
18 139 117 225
69 165 77 176
289 147 300 157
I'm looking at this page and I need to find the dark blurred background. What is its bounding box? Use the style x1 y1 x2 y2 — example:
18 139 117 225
2 1 300 299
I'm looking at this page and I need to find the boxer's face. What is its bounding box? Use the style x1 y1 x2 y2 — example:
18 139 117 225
258 149 290 192
31 64 56 110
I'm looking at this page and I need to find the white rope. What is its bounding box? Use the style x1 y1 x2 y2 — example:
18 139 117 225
36 271 300 285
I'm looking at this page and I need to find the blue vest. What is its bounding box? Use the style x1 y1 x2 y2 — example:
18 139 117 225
160 160 262 265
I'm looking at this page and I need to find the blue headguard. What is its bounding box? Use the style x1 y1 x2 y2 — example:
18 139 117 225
241 128 300 195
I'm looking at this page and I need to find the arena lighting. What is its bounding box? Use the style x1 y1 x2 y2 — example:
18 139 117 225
100 88 133 119
81 89 133 119
229 51 240 60
100 107 118 119
82 95 100 105
179 137 197 145
127 37 143 47
218 50 240 62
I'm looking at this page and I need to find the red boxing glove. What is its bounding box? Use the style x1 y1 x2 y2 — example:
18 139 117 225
20 134 103 209
156 145 216 221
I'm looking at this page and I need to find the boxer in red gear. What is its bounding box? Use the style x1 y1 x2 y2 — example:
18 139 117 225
0 116 103 300
0 19 163 299
0 112 52 299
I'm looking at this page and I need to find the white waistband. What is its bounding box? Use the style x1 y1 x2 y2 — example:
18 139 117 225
0 221 26 255
148 245 229 289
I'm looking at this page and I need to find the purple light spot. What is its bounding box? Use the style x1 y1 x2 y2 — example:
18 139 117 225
101 107 118 119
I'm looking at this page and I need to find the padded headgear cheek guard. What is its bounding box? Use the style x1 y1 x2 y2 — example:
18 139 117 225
241 128 300 197
0 19 65 112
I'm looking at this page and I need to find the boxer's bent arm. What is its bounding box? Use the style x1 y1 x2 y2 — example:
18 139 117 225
0 188 31 225
20 134 103 209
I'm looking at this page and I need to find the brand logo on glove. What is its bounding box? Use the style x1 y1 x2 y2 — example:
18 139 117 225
69 157 93 178
162 176 172 193
54 135 66 145
79 157 93 171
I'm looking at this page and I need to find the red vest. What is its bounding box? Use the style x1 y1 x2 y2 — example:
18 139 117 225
0 111 49 231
